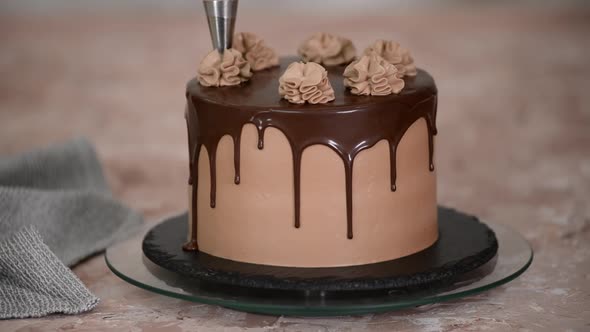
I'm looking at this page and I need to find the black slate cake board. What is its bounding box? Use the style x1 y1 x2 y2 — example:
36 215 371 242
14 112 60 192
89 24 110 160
142 206 498 292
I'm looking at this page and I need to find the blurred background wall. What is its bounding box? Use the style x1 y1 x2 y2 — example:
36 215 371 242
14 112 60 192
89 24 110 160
1 0 588 14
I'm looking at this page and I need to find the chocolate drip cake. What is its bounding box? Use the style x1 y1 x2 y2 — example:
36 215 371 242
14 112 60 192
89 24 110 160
183 36 438 268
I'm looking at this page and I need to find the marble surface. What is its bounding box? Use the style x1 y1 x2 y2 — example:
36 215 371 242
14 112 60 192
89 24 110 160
1 6 589 331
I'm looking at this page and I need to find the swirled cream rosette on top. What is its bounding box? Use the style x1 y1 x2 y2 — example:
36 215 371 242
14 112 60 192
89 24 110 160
343 54 405 96
298 32 356 66
233 32 279 71
363 39 417 77
198 49 252 87
278 62 335 104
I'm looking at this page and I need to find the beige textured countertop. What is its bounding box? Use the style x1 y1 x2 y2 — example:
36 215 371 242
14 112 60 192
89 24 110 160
1 5 589 331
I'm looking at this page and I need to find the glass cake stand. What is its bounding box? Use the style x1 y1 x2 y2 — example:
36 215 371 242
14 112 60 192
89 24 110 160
105 220 532 316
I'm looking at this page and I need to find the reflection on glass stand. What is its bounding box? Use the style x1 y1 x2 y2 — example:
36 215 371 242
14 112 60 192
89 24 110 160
106 221 532 316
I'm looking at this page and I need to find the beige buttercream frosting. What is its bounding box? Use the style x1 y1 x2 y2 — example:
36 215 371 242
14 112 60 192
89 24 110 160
363 40 417 77
198 49 252 87
343 54 405 96
278 62 335 104
298 33 356 66
233 32 279 71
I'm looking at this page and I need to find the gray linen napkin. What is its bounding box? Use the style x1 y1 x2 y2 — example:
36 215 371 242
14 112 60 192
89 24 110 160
0 139 143 319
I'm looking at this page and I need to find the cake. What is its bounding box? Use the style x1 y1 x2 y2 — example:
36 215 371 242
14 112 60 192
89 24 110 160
183 35 438 268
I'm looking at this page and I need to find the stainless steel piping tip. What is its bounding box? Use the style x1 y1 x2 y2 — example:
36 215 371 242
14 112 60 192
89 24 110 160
203 0 238 53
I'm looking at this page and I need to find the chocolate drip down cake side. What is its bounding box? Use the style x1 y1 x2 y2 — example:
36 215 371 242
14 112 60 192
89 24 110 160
183 34 440 268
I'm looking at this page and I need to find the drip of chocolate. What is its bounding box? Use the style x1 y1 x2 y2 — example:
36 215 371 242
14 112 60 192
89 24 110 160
183 57 437 251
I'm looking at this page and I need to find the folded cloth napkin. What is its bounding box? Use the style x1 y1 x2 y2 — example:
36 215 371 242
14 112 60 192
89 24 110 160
0 139 142 319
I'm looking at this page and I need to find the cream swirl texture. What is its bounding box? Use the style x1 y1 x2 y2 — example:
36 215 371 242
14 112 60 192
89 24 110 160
298 33 356 66
278 62 335 104
363 40 417 77
198 49 252 87
343 54 405 96
233 32 279 71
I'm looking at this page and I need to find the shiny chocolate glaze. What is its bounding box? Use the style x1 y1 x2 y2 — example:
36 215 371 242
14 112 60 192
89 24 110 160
183 57 437 251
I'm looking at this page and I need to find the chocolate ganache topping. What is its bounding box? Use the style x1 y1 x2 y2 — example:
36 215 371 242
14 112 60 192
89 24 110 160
183 57 437 251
